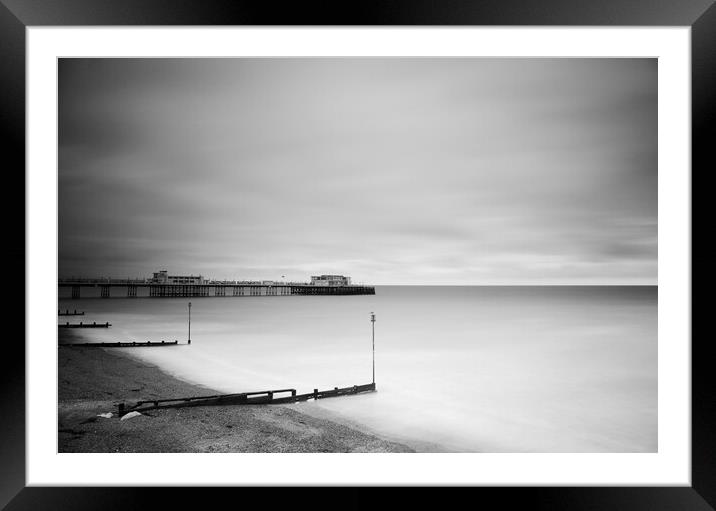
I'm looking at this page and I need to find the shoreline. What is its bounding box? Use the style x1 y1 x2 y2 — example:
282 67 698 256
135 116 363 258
58 330 413 453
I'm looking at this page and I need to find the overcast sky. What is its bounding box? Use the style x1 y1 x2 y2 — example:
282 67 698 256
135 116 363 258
59 58 656 285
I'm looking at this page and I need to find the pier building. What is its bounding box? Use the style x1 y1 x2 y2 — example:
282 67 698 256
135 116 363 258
311 275 352 286
151 270 206 285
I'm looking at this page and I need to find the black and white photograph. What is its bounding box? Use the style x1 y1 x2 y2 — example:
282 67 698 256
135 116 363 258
57 57 658 454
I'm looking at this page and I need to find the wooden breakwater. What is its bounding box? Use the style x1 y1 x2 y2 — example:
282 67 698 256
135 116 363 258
60 340 179 348
58 322 111 328
58 309 84 316
118 382 376 416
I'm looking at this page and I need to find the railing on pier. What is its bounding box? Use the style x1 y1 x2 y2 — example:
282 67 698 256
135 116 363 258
58 277 149 284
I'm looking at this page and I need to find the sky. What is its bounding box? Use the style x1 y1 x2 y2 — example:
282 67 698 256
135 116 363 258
58 58 657 285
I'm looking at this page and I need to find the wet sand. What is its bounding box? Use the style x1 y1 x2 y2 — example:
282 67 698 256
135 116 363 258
58 331 413 453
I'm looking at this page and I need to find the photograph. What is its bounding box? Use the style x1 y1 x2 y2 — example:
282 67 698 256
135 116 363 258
57 57 658 454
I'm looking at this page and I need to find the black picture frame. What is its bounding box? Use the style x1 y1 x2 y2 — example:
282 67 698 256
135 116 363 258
3 0 709 509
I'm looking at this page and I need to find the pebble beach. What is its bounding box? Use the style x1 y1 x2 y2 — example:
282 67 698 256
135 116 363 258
58 331 412 453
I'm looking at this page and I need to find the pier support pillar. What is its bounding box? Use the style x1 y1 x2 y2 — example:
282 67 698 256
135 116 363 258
71 286 80 299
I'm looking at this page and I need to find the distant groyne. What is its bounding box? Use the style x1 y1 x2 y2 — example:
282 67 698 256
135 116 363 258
57 280 375 299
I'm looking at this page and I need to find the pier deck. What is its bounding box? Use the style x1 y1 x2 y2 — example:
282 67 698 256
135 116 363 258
58 280 375 299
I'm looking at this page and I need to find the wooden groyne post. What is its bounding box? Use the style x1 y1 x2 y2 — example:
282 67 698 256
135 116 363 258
59 340 179 348
116 382 377 416
58 321 111 328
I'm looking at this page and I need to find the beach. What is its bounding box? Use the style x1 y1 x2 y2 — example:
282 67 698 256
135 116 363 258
58 331 413 453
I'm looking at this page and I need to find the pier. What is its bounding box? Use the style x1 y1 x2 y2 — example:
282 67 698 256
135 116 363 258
58 309 84 316
117 382 376 416
58 279 375 299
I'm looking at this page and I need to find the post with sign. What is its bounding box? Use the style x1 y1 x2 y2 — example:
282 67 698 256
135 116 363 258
371 312 376 385
188 302 192 345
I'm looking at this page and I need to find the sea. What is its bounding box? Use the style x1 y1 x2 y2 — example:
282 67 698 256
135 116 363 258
58 285 657 452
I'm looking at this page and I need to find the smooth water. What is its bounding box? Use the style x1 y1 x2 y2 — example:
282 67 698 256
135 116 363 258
58 286 657 452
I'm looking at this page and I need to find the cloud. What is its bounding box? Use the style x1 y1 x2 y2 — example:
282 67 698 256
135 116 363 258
59 58 657 284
